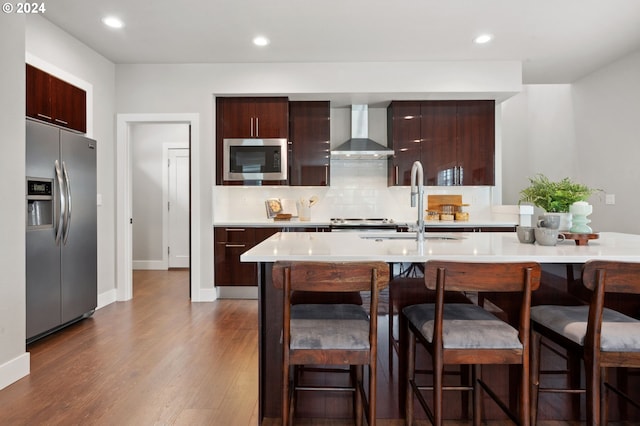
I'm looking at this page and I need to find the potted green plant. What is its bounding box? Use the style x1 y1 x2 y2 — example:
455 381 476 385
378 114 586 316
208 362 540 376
519 174 598 212
519 174 599 230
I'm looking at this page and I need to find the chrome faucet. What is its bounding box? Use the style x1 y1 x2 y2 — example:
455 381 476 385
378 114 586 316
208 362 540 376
410 161 425 241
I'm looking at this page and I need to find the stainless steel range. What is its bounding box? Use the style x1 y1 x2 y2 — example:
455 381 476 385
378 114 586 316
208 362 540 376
329 218 398 232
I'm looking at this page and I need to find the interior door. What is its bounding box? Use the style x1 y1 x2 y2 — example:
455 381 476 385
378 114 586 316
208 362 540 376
168 148 190 268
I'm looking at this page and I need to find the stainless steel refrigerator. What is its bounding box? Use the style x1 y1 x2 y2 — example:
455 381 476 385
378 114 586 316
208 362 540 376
26 120 97 343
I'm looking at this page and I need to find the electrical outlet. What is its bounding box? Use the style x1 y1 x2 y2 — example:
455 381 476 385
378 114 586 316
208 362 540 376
605 193 616 205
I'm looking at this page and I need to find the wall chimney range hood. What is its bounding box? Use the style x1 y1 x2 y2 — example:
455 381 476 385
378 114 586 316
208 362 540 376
330 105 394 159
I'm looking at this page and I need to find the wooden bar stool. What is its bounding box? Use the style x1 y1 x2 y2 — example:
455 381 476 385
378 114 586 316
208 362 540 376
404 260 541 426
530 260 640 425
272 261 389 426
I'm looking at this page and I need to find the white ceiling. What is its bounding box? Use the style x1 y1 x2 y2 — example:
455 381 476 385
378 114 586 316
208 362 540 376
41 0 640 84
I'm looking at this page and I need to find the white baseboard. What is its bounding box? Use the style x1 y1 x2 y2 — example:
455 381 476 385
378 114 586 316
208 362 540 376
195 287 218 302
97 289 117 309
132 260 167 270
0 352 30 391
216 286 258 299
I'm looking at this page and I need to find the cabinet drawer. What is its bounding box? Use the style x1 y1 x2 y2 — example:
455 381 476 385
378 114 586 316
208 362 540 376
214 227 255 243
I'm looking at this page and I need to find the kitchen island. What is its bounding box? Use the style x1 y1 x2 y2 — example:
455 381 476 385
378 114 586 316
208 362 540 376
241 231 640 423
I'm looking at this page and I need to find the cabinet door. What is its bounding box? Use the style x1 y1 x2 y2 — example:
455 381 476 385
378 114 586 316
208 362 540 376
253 98 289 138
456 100 495 185
26 64 52 123
52 76 87 133
219 97 288 138
214 241 257 286
421 101 457 186
289 101 330 186
220 98 254 138
387 101 422 186
26 64 87 133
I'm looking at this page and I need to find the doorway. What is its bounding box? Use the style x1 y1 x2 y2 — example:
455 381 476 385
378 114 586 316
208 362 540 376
116 113 205 302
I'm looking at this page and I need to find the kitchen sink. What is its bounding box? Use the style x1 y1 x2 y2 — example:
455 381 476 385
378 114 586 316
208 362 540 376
359 233 463 241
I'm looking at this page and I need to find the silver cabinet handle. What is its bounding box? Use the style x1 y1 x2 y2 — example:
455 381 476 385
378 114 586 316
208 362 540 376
255 117 259 136
55 118 69 125
54 160 65 245
325 166 329 185
395 166 399 185
225 228 246 232
62 161 72 244
250 117 254 137
37 113 52 120
225 244 246 248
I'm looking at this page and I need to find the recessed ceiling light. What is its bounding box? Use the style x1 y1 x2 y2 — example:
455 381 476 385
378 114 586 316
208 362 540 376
102 16 124 29
253 36 270 47
474 34 493 44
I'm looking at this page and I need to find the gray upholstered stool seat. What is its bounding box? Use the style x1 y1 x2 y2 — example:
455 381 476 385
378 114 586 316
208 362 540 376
291 304 370 350
404 303 522 350
531 305 640 351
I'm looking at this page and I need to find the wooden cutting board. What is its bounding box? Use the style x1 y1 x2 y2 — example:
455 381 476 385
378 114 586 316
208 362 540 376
427 194 463 211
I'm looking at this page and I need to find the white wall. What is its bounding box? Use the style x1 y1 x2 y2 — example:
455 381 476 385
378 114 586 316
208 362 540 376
26 15 117 296
572 49 640 234
0 13 29 390
131 123 189 267
501 84 577 205
501 50 640 234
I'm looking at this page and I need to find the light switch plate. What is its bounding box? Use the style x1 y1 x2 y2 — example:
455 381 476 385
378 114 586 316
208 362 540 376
605 193 615 205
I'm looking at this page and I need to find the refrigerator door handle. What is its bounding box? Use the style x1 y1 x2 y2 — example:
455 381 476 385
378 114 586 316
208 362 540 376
54 160 65 245
62 161 72 244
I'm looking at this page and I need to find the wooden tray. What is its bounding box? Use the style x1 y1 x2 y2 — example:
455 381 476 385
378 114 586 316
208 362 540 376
427 195 462 211
561 232 599 246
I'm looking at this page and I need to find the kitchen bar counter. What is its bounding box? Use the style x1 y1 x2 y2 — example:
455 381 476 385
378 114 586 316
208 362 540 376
242 231 640 423
241 231 640 264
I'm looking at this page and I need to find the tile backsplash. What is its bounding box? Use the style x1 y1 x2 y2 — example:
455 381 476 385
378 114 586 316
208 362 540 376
213 159 498 223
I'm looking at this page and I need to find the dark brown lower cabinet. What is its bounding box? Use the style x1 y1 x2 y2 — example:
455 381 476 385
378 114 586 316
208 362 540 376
214 227 279 286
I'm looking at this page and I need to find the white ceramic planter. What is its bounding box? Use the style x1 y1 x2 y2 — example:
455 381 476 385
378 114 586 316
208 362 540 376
545 212 572 231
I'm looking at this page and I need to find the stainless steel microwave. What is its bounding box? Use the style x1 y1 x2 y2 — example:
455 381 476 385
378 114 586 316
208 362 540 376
223 138 288 181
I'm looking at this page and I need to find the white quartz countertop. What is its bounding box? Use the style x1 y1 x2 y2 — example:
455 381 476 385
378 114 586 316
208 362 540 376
240 231 640 264
213 219 517 228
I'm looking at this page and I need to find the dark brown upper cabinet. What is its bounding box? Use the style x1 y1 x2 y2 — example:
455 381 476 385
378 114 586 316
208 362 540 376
387 101 422 186
387 100 494 186
26 64 87 133
288 101 330 186
218 97 289 139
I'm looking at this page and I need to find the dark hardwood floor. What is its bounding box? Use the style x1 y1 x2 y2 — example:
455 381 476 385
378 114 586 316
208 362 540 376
0 270 258 425
0 270 635 425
